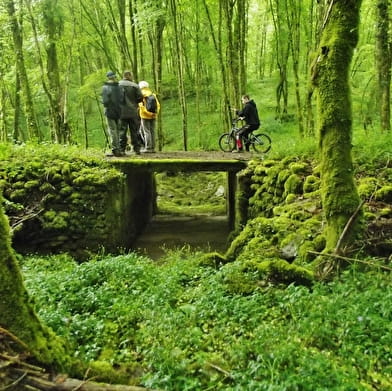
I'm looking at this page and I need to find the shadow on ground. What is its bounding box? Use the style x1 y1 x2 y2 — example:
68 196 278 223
133 214 230 260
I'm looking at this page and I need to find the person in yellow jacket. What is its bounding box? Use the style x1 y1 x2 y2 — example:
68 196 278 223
138 81 160 153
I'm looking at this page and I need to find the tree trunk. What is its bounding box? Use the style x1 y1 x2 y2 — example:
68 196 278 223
147 6 165 151
376 0 391 131
0 196 67 369
169 0 188 150
304 0 325 136
223 0 247 106
6 0 40 141
203 0 231 129
13 74 23 141
128 0 139 81
312 0 363 256
269 0 289 119
26 0 71 144
284 0 304 136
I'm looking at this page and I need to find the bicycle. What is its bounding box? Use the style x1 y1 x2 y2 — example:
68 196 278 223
218 118 272 153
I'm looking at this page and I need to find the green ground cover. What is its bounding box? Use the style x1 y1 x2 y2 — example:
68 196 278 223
21 251 391 390
3 108 392 389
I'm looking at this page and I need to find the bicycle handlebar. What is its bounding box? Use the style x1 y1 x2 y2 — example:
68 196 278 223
232 117 244 124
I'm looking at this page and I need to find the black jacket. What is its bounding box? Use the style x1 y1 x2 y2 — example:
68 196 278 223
119 80 143 119
102 81 121 119
237 100 260 126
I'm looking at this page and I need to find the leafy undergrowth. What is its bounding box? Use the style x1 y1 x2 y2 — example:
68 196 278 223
21 251 392 390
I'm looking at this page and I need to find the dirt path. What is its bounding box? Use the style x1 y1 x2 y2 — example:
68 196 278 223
133 214 230 260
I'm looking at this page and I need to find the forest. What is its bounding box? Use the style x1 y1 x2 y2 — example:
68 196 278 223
0 0 390 148
0 0 392 390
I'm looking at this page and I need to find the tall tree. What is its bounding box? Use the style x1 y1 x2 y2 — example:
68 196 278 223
143 1 166 150
203 0 231 128
375 0 391 131
128 0 139 80
5 0 40 141
269 0 290 119
27 0 72 144
303 0 320 136
284 0 304 136
169 0 188 150
222 0 247 105
311 0 363 261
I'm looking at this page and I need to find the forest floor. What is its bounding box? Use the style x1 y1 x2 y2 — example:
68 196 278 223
133 214 230 260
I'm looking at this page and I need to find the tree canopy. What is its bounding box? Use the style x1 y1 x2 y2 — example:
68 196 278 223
0 0 388 147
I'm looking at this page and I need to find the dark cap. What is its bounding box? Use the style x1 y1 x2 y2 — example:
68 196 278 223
106 71 116 78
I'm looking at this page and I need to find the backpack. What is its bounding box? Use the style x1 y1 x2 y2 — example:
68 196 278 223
145 94 157 113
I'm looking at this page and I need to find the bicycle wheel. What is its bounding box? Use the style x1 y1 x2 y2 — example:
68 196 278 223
251 133 271 153
219 133 236 152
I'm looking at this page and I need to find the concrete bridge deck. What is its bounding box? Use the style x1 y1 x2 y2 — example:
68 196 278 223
108 150 251 172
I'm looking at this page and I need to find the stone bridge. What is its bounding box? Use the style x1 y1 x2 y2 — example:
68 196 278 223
109 151 249 230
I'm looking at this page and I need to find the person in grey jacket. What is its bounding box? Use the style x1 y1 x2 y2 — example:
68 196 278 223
119 71 143 155
102 71 122 156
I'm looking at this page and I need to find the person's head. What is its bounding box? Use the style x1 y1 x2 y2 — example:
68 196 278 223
123 70 133 81
139 80 149 89
106 71 116 80
241 94 250 104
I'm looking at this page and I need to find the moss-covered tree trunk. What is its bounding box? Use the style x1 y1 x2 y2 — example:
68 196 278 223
0 195 67 369
312 0 362 254
376 0 391 131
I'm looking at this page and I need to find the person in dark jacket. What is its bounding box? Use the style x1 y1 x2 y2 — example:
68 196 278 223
102 71 122 156
234 94 260 152
119 71 143 155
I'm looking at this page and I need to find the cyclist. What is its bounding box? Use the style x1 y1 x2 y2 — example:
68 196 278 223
234 94 260 152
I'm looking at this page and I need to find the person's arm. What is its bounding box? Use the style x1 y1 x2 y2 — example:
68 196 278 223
102 86 110 107
237 105 248 120
236 108 244 118
136 87 143 104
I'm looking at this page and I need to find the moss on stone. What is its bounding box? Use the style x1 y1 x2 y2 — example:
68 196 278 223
303 175 320 193
375 185 392 203
42 210 70 230
221 257 314 294
285 193 297 204
284 174 303 196
24 180 40 189
198 252 227 268
289 162 309 175
9 188 26 201
277 169 291 184
357 177 378 199
252 258 314 286
12 181 25 189
379 207 392 217
39 182 56 193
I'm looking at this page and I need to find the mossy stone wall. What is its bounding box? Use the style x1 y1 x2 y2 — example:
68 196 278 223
229 157 392 272
1 154 155 258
